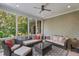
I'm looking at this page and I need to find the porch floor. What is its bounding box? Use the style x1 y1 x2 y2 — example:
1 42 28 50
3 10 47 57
0 46 79 56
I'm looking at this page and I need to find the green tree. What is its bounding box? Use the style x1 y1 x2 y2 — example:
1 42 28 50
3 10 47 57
18 16 28 36
0 10 16 37
0 10 28 37
0 10 28 49
0 31 3 38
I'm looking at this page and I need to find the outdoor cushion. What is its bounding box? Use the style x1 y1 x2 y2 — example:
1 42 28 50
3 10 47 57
15 36 29 44
58 36 65 42
5 39 14 48
46 35 68 46
45 36 50 39
14 46 31 56
11 44 20 51
46 39 53 42
34 35 40 40
23 40 41 45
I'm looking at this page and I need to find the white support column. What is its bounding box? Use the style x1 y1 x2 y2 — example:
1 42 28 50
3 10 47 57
28 18 30 39
41 20 43 35
35 19 38 34
16 16 18 36
42 20 44 36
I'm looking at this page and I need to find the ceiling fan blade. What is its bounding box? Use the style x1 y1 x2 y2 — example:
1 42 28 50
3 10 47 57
45 9 51 11
34 7 41 9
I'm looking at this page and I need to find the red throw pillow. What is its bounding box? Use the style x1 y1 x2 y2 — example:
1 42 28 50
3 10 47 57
34 35 40 40
5 39 14 48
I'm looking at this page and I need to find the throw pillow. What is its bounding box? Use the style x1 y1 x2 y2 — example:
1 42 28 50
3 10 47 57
5 39 14 48
34 35 40 40
45 36 50 39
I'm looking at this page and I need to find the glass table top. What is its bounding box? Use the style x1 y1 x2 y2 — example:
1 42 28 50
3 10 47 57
34 41 52 49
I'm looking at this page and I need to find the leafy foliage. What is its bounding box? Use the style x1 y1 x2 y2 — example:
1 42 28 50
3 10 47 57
0 10 16 37
18 16 28 36
0 10 28 37
0 31 3 38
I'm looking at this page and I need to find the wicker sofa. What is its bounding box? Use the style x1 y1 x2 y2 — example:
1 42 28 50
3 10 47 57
2 35 42 56
45 35 69 48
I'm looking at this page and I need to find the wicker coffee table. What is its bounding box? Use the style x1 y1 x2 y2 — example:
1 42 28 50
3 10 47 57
34 41 52 55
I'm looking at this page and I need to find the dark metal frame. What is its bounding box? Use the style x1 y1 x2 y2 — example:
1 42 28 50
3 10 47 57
34 42 52 56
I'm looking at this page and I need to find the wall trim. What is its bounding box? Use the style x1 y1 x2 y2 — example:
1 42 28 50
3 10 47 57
44 8 79 20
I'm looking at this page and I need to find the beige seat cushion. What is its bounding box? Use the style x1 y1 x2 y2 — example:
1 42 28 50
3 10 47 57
52 36 59 41
46 39 53 42
46 36 66 46
11 44 20 51
14 46 31 56
23 40 41 45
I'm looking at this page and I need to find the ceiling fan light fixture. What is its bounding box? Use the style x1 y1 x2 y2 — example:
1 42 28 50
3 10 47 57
16 4 19 8
67 5 71 8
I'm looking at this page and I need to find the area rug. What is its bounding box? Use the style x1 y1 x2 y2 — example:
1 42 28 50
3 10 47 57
33 45 68 56
0 45 68 56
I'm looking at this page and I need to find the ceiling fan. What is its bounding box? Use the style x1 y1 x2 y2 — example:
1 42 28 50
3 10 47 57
34 3 51 13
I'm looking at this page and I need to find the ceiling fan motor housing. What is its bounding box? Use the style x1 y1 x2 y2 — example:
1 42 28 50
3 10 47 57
42 5 45 11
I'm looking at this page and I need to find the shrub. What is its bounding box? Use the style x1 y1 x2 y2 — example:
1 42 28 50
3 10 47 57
0 31 4 38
